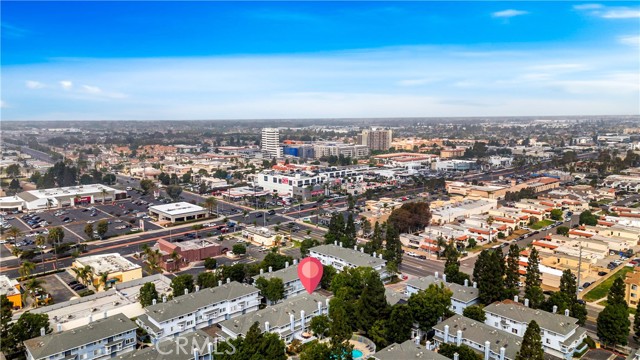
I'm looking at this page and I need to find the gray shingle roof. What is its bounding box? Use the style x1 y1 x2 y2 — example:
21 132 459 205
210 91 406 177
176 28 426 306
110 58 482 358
24 313 136 360
385 288 408 306
373 340 449 360
115 330 214 360
484 301 579 336
309 244 386 268
144 282 259 323
218 293 328 337
433 315 522 360
251 265 299 284
406 275 479 303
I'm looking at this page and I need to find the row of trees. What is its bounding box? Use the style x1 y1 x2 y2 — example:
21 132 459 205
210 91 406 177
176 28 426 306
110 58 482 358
1 295 51 358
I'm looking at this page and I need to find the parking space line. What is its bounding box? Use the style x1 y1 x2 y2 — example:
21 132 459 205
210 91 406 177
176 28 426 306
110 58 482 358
94 206 114 218
62 225 84 242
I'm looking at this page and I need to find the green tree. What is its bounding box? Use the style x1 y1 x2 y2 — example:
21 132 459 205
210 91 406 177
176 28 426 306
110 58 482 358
139 282 158 307
300 238 320 257
438 343 483 360
550 209 563 221
556 226 570 236
356 269 389 334
47 227 65 263
462 305 486 322
473 250 505 304
170 274 195 297
203 257 217 270
597 277 630 347
634 306 640 339
309 314 330 339
166 185 183 200
254 277 285 303
579 210 598 226
443 242 470 285
524 247 544 309
232 243 246 255
321 265 337 290
368 222 384 254
1 295 13 349
221 263 246 283
5 312 50 356
386 304 413 344
300 341 332 360
197 272 219 289
504 244 520 299
515 320 544 360
368 319 388 348
139 179 155 194
84 223 94 239
5 164 21 178
96 220 108 238
324 213 345 245
384 224 402 273
408 283 452 332
387 201 432 233
328 297 353 344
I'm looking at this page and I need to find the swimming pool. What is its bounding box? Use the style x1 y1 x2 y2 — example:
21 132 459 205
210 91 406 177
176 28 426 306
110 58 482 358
352 349 363 359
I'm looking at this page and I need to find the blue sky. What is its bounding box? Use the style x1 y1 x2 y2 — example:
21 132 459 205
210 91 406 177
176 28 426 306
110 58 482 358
1 1 639 120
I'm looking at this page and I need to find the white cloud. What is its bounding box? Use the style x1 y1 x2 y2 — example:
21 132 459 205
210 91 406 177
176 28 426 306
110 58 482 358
619 35 640 47
601 9 640 19
573 4 603 10
59 80 73 90
492 9 529 18
25 80 45 89
82 85 102 94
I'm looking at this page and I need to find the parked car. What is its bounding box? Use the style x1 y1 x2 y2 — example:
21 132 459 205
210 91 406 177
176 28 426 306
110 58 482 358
598 271 608 276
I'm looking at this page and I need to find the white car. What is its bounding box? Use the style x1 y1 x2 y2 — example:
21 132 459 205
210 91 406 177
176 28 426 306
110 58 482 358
0 240 7 244
406 252 418 257
131 227 140 231
126 187 133 191
87 220 95 224
37 245 46 249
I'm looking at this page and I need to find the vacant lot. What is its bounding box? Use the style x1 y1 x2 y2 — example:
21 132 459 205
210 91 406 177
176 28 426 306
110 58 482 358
530 219 554 230
583 266 634 302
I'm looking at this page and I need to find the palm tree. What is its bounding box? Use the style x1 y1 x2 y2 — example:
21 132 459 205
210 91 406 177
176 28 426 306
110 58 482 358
436 236 447 259
146 249 162 274
19 261 36 279
170 251 180 272
204 197 217 215
97 271 110 291
486 216 495 243
6 226 22 241
24 277 44 307
46 198 54 210
101 189 108 204
11 246 22 267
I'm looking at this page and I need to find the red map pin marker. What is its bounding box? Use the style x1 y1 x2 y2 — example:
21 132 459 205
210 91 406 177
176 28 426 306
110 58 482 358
298 257 323 294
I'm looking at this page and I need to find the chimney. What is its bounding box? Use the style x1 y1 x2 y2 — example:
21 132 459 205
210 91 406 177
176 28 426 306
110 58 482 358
354 245 358 250
184 288 189 295
564 309 570 316
218 280 223 287
57 323 62 332
193 347 199 360
293 259 298 265
103 311 108 319
260 268 264 275
285 261 289 268
195 285 200 292
552 305 558 314
300 310 306 329
484 340 491 360
226 278 230 284
379 253 383 259
162 295 167 303
454 353 459 360
524 298 529 307
207 342 214 355
499 347 506 360
372 251 376 258
456 330 462 346
265 321 270 332
88 314 93 323
40 327 46 336
513 295 518 303
339 242 343 247
360 247 364 253
435 272 439 279
290 313 295 332
444 324 450 343
268 266 273 273
473 281 477 288
326 298 330 312
317 301 322 314
442 274 447 283
152 298 157 305
464 279 469 287
334 241 338 246
426 341 431 351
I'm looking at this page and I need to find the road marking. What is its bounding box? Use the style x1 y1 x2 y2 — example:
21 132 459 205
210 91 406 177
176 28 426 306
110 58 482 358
62 225 84 242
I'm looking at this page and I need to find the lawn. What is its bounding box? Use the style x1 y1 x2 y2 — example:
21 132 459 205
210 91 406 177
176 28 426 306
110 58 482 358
529 219 554 230
596 300 636 315
583 266 634 302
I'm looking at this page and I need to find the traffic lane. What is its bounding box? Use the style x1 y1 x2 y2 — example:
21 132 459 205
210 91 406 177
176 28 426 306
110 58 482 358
399 255 444 277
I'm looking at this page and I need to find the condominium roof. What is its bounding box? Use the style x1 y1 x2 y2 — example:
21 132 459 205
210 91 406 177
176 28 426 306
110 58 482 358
115 330 214 360
385 288 408 306
433 315 521 360
406 276 479 303
252 264 299 284
373 340 448 360
75 253 141 273
24 313 136 360
144 282 259 323
309 244 386 268
484 300 579 336
149 202 206 216
219 293 328 337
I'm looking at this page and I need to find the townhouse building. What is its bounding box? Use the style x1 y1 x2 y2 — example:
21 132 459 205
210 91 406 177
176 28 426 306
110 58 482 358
24 313 136 360
308 243 387 278
115 330 216 360
484 301 587 360
218 293 329 344
405 274 480 315
136 281 260 343
252 262 306 302
372 339 448 360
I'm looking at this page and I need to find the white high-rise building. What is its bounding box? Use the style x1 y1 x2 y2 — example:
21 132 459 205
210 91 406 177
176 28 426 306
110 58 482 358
261 128 282 159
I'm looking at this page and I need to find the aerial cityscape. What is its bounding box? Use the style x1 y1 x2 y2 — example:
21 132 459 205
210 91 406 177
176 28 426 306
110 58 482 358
1 2 640 360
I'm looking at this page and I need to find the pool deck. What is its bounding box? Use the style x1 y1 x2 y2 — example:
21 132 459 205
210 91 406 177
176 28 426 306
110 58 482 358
349 339 373 359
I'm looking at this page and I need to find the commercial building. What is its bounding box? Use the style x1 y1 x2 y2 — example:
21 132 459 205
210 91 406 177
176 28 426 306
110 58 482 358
372 339 448 360
148 202 208 224
440 147 465 159
430 199 497 224
153 238 222 272
309 243 387 278
283 144 315 159
313 143 369 159
625 270 640 308
72 253 142 289
0 184 126 211
406 274 479 315
261 128 282 159
218 293 329 345
255 167 366 198
252 262 306 301
434 160 478 172
484 300 587 359
24 313 137 360
358 129 393 151
242 226 280 247
136 281 260 343
433 315 522 360
0 275 22 309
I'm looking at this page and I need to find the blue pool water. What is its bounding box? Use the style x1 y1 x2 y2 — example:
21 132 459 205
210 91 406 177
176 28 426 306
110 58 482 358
352 349 363 359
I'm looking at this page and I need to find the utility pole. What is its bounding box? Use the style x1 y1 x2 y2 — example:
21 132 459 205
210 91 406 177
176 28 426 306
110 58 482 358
576 245 583 297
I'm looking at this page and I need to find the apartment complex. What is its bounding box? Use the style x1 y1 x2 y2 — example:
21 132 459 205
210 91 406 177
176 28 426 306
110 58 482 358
372 339 448 360
309 243 387 278
313 142 369 159
358 129 393 151
24 313 137 360
136 281 260 343
406 274 480 315
261 128 282 159
625 270 640 308
252 262 306 300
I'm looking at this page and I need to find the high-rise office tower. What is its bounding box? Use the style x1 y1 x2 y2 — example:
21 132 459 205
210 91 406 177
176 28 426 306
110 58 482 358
358 128 393 151
261 128 282 159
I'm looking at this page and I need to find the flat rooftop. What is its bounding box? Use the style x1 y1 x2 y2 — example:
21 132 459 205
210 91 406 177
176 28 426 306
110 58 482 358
75 253 141 274
149 202 206 216
0 275 20 297
309 244 386 268
21 184 119 199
